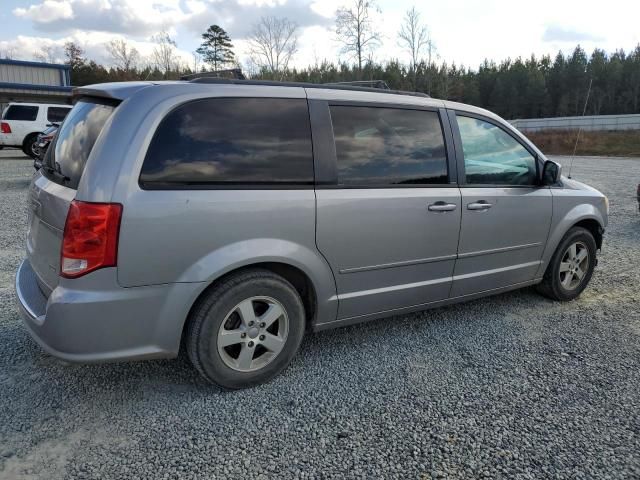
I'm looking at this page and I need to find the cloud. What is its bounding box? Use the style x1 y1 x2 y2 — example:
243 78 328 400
11 0 332 40
14 0 73 23
542 25 604 43
0 32 193 68
183 0 332 39
13 0 191 36
6 0 639 72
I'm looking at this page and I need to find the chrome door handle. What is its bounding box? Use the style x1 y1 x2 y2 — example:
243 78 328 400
428 202 458 212
467 201 493 210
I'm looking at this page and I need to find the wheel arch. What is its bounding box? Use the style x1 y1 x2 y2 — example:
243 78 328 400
179 261 321 353
22 131 40 146
573 218 603 250
537 203 605 278
176 238 340 347
197 261 316 320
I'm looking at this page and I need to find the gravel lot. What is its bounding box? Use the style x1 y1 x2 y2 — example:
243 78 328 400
1 149 639 479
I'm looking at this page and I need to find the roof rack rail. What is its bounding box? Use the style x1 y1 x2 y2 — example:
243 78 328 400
187 77 430 98
324 80 390 90
181 68 246 81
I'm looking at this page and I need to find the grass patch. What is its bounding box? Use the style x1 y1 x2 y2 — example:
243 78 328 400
525 129 640 157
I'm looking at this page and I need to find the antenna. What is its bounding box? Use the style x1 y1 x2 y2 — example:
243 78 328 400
567 77 592 179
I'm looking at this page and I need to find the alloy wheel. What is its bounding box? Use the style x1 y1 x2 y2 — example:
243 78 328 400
216 296 289 372
30 140 40 158
559 241 589 291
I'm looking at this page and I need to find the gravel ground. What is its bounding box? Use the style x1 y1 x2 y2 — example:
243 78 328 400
1 149 639 479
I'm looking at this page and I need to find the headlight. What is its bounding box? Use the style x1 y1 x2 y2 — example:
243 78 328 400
604 196 609 215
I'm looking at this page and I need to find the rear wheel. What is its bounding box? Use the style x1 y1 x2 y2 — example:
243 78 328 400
22 133 39 159
536 227 597 301
186 269 305 389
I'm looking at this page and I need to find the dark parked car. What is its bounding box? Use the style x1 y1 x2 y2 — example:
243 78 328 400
32 123 59 170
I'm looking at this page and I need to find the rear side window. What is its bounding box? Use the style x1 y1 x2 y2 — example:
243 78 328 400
44 100 115 189
47 106 71 123
3 105 38 121
140 98 313 188
329 106 448 186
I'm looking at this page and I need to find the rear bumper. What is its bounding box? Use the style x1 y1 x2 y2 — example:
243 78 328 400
0 133 20 147
15 259 203 363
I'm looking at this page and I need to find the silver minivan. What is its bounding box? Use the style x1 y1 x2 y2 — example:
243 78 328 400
16 79 608 388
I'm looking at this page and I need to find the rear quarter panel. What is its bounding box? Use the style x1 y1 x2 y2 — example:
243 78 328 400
1 120 28 146
89 84 338 325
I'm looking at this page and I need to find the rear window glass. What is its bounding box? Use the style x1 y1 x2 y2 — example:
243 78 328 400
43 101 115 189
3 105 38 121
47 106 71 123
140 97 313 188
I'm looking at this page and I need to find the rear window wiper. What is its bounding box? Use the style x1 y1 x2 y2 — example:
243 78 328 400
42 165 71 184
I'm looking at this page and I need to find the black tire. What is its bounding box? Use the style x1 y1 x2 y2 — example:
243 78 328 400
186 269 305 389
536 226 597 301
22 133 39 159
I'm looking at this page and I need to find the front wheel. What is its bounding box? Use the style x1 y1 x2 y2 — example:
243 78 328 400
186 269 306 389
536 227 597 301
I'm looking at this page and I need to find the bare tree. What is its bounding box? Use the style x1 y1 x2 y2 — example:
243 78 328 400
64 42 85 70
34 45 57 63
106 39 139 72
398 6 429 72
335 0 381 73
0 47 16 59
151 31 178 78
192 50 202 72
248 16 299 79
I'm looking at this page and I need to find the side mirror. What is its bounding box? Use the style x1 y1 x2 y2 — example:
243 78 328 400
542 160 562 185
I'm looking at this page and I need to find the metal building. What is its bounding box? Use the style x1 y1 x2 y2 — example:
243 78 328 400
0 59 72 112
510 114 640 132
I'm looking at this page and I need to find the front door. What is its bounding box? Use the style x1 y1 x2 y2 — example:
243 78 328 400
315 103 461 320
450 113 552 297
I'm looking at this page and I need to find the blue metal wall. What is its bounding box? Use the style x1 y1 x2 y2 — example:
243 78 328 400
510 114 640 132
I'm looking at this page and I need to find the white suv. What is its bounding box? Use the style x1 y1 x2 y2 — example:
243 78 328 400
0 102 71 158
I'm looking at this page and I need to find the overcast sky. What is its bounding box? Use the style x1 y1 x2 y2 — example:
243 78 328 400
0 0 638 71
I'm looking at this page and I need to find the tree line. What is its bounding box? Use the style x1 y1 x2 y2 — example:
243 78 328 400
27 0 640 119
274 45 640 119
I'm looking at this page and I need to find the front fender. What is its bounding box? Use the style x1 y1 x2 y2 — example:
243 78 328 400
179 238 338 325
537 202 606 277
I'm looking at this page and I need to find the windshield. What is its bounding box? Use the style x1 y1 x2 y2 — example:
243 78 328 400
43 100 115 189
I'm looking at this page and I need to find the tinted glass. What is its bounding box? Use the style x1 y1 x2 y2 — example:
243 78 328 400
44 101 115 189
457 115 537 185
330 106 447 186
140 98 313 187
47 106 71 123
4 105 38 121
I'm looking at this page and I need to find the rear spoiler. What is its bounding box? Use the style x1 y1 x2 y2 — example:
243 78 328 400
71 82 155 103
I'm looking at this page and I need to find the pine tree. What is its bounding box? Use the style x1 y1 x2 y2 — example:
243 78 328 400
196 25 235 71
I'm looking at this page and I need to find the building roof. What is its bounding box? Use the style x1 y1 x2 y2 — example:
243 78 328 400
0 58 72 97
0 58 70 70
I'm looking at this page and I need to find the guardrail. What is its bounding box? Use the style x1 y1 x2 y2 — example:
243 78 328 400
510 114 640 132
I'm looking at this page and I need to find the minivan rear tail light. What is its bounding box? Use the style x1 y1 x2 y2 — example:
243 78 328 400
0 122 11 133
61 201 122 278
